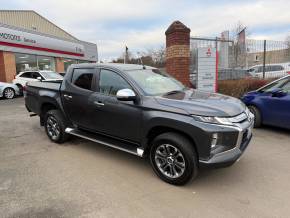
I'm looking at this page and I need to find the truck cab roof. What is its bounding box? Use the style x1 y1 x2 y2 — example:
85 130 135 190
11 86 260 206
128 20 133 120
70 63 156 71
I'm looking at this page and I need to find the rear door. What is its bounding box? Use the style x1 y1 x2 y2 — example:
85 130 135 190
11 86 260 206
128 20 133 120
61 68 98 129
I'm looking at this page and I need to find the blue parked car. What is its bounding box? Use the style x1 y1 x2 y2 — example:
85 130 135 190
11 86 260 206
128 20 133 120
241 75 290 129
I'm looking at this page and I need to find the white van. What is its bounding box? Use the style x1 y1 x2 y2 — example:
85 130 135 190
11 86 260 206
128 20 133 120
247 63 290 79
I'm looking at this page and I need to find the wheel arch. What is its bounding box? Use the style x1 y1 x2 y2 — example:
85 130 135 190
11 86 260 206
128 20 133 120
144 125 199 160
40 102 59 126
247 103 263 120
15 83 23 88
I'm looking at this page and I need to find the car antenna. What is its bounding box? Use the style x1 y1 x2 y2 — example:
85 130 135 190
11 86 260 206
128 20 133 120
137 52 146 69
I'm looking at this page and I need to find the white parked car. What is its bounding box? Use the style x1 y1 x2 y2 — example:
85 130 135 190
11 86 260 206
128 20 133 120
0 82 20 99
12 71 63 94
247 63 290 79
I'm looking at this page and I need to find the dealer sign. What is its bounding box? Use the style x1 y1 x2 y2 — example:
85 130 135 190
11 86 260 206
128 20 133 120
197 47 217 93
0 25 84 57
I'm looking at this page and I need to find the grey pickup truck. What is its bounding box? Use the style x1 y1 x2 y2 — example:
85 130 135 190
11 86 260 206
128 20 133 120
25 63 254 185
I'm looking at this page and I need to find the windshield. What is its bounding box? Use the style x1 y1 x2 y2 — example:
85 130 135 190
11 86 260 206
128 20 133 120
41 71 63 80
259 76 289 92
125 69 185 96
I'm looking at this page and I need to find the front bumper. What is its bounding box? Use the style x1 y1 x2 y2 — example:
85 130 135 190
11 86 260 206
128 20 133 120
199 117 254 168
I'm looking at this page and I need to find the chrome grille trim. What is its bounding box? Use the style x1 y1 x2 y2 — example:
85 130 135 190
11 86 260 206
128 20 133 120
227 112 247 123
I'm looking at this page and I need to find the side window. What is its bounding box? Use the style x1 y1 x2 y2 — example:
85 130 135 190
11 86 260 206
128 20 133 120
265 66 272 72
260 77 289 92
72 68 94 91
99 69 131 96
281 80 290 93
20 72 32 78
31 72 41 79
257 66 263 73
266 65 283 72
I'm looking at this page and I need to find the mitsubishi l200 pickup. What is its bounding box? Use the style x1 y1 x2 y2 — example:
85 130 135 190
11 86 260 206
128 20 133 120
25 63 254 185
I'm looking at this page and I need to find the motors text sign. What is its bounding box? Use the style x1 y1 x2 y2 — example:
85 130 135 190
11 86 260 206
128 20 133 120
0 26 84 57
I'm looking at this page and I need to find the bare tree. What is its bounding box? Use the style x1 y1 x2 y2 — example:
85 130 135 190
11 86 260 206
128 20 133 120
147 46 166 67
231 21 250 40
111 46 166 67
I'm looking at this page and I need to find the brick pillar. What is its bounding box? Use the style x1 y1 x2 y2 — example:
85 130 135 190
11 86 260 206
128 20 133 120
55 57 65 73
0 51 16 83
165 21 191 87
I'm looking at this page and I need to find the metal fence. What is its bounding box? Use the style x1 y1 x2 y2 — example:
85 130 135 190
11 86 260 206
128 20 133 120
190 37 290 83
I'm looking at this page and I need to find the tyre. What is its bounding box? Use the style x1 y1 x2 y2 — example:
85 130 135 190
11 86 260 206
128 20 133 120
3 88 15 99
248 105 262 128
44 110 69 143
150 132 198 185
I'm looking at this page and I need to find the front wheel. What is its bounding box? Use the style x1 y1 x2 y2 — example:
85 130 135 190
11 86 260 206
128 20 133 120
248 105 262 128
150 132 198 185
44 110 69 143
3 88 15 99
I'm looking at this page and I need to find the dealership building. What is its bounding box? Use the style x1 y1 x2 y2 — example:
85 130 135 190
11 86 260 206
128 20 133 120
0 10 98 82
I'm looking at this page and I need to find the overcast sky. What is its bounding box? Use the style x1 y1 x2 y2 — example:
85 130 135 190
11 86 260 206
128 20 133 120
2 0 290 61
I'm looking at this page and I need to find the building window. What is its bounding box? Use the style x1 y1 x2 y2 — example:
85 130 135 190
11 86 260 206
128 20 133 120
63 59 90 72
15 53 56 74
64 59 78 72
37 56 55 71
15 53 37 73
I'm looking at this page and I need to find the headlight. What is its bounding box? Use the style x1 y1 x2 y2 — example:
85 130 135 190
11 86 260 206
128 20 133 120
192 115 233 125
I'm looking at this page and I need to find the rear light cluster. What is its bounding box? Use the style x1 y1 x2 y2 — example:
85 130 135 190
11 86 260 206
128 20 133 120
287 71 290 74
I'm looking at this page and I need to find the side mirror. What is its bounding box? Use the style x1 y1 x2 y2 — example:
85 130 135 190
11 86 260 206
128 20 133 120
116 89 136 101
37 76 42 81
270 88 286 97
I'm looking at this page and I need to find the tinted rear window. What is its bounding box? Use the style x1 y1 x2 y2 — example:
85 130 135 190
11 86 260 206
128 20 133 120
72 68 95 91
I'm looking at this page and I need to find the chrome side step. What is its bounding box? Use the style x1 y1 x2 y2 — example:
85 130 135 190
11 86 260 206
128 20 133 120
65 128 144 157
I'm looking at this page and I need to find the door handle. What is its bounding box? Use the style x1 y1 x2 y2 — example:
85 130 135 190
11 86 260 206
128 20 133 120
94 101 105 106
64 94 72 100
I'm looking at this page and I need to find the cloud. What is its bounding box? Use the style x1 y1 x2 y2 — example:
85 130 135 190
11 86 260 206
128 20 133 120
2 0 290 60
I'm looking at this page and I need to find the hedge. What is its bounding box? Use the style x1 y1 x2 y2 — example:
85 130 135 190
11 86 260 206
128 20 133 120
218 78 273 98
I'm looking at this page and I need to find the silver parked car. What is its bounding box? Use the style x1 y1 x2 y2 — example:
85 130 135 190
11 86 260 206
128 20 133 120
0 82 20 99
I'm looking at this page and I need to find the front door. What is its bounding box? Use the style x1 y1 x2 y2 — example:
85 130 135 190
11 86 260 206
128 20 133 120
266 79 290 128
90 68 142 142
259 77 290 128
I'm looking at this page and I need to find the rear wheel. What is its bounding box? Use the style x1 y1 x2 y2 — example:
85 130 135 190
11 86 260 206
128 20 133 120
248 105 262 128
150 132 198 185
44 110 69 143
3 88 15 99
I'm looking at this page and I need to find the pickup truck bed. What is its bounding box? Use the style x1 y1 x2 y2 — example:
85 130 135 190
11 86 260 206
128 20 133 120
25 80 62 115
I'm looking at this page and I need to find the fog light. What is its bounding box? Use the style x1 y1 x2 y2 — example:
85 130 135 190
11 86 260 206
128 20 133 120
211 133 218 149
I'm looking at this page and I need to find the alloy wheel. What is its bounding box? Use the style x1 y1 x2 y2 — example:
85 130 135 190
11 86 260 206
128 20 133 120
4 88 14 99
154 144 186 179
46 116 60 140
